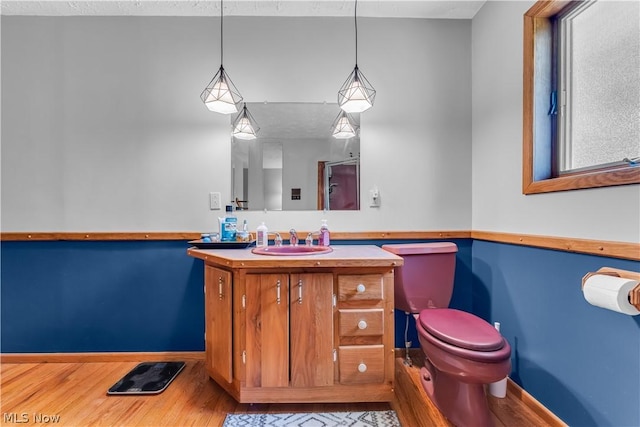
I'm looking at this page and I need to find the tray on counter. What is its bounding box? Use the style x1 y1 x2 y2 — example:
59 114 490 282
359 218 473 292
188 240 255 249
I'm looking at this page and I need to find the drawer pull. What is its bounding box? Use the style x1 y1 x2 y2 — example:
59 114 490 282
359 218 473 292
357 320 368 330
218 276 224 300
356 284 366 293
276 279 281 304
358 363 367 373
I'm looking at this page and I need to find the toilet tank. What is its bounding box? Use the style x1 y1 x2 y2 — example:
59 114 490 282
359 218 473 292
382 242 458 313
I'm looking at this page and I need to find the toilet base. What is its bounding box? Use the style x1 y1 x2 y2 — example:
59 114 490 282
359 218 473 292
420 361 495 427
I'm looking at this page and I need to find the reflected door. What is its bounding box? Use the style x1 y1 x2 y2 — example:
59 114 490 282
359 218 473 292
329 164 359 210
319 159 360 211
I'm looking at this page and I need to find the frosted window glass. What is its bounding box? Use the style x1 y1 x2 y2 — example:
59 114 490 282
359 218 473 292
564 1 640 171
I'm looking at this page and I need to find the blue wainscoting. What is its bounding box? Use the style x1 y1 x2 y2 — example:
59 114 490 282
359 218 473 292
1 241 204 352
473 241 640 427
1 239 471 354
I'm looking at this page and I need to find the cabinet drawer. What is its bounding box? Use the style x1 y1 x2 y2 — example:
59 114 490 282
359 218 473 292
338 345 385 384
338 275 383 302
339 309 384 337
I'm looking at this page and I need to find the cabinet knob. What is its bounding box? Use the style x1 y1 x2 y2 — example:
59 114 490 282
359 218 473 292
356 284 366 293
358 363 367 373
357 320 368 330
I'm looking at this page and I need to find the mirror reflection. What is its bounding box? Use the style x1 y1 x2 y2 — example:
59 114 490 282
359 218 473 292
231 103 360 211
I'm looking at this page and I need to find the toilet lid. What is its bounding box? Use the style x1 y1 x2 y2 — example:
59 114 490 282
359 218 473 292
382 242 458 255
418 308 504 351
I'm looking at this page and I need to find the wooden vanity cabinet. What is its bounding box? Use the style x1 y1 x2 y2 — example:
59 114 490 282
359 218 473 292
191 245 402 403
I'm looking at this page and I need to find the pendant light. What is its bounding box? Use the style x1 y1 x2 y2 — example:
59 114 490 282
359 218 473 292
200 0 243 114
232 103 260 140
338 0 376 114
331 110 358 139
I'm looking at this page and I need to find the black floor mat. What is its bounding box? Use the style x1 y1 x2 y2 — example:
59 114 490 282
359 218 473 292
107 361 185 395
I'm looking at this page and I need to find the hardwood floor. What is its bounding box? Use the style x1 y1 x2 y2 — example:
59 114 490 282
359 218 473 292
1 356 563 426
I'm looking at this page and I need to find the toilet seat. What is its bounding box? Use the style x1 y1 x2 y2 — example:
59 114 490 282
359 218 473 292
418 308 511 362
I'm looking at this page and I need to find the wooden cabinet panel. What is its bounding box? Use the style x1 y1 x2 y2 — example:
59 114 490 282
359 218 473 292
338 274 383 302
338 309 384 337
338 345 385 384
245 274 289 388
205 266 233 383
290 273 335 388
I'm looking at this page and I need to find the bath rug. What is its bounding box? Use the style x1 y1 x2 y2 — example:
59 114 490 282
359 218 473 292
223 410 401 427
107 361 185 395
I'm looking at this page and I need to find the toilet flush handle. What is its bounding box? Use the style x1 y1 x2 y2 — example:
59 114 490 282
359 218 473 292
356 284 366 293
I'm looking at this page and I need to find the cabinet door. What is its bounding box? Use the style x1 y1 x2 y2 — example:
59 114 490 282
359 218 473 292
205 266 233 383
245 273 290 388
290 273 335 388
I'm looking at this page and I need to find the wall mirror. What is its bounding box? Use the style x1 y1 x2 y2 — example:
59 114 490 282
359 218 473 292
231 102 360 211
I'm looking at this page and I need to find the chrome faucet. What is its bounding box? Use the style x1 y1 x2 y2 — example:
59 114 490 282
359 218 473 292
289 229 299 246
273 232 283 247
305 232 314 246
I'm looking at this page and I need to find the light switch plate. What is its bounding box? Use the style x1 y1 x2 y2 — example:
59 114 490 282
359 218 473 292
369 188 380 207
210 192 221 210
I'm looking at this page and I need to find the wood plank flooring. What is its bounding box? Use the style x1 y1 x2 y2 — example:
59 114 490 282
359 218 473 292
1 356 562 426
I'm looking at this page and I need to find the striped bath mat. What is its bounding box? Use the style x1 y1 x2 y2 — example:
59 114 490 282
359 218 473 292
223 410 401 426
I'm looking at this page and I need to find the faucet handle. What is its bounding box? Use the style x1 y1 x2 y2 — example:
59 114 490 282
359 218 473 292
289 229 298 246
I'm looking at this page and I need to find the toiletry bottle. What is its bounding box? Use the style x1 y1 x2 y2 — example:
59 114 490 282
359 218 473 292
238 219 250 242
256 222 268 248
318 219 330 246
220 205 237 242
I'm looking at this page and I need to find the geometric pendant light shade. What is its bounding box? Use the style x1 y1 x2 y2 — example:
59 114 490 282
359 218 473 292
232 103 260 140
338 0 376 114
338 65 376 113
200 0 243 114
331 110 358 139
201 65 243 114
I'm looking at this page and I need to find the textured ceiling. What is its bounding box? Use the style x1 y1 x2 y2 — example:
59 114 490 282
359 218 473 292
1 1 486 19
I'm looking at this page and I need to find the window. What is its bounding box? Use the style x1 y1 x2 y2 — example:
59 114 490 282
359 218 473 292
523 0 640 194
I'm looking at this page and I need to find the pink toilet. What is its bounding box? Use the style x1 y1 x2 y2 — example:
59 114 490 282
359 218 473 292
382 242 511 427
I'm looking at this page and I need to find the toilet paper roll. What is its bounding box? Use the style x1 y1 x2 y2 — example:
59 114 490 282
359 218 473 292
582 274 640 316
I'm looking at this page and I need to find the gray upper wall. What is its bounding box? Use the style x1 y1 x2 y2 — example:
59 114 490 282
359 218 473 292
2 8 638 243
471 1 639 243
1 15 472 233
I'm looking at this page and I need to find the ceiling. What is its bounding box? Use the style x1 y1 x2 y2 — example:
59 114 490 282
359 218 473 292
1 1 486 19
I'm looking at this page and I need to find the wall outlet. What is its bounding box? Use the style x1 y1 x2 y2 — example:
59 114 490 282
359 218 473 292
210 192 221 210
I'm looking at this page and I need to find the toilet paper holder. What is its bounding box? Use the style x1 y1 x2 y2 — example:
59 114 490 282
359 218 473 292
581 267 640 311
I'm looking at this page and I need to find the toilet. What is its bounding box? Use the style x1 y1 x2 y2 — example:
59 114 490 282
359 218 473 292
382 242 511 427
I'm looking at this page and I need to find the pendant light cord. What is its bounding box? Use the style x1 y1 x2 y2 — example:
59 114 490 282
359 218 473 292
354 0 358 67
220 0 224 65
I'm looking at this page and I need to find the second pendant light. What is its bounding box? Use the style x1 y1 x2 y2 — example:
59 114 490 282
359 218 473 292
338 0 376 114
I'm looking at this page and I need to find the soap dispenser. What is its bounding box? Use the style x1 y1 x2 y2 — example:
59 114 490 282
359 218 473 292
256 222 268 248
318 219 330 246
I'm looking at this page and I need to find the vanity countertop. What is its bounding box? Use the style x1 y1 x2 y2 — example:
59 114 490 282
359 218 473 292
187 244 403 269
